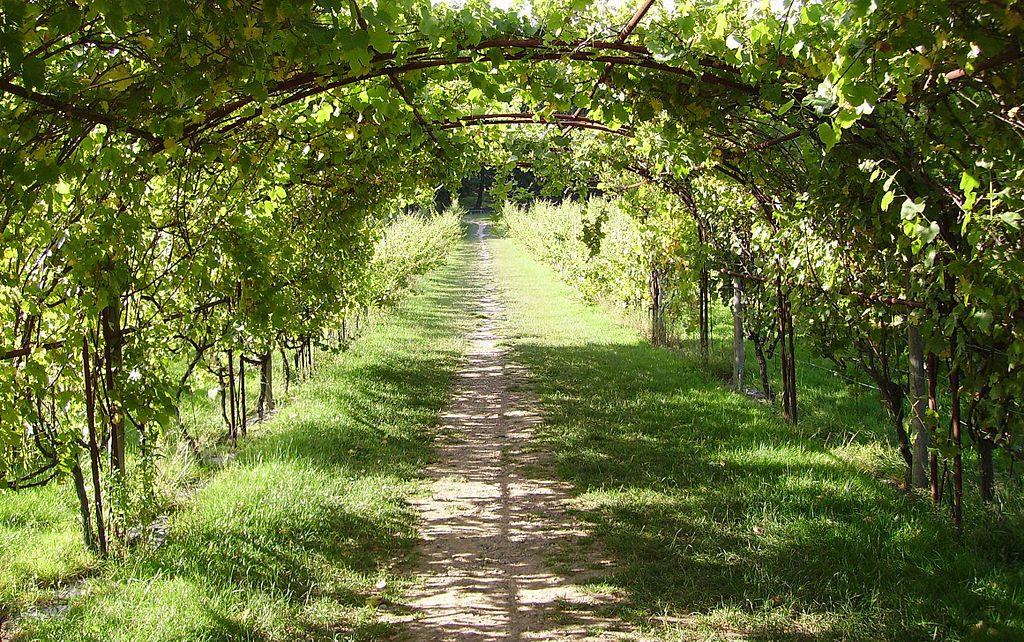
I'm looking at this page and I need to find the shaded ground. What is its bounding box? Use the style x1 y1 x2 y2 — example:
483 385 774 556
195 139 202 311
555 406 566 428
395 222 634 641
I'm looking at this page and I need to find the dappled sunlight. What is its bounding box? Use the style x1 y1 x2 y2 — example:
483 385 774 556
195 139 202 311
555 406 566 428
490 235 1024 641
396 223 634 641
7 243 477 642
2 0 1019 638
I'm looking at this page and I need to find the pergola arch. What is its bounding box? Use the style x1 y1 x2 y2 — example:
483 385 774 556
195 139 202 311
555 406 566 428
1 0 1015 166
0 0 1022 548
0 0 774 162
184 37 756 145
436 112 633 136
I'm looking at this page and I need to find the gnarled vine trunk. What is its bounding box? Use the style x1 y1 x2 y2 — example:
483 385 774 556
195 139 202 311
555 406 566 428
100 297 125 476
751 336 774 401
82 336 108 556
978 435 996 504
257 351 274 420
650 264 666 346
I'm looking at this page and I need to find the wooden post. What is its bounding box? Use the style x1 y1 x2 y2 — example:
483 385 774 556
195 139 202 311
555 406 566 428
927 352 940 502
698 268 710 361
281 347 291 394
949 342 963 532
732 277 745 392
227 350 237 444
787 298 797 424
650 265 665 346
777 284 792 421
909 326 929 488
239 355 247 437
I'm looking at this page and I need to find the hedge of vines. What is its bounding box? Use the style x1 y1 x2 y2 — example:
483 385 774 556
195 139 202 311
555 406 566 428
502 197 698 345
1 194 461 555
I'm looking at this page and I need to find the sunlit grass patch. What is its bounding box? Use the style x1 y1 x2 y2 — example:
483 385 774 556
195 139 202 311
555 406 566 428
31 576 290 642
0 486 96 610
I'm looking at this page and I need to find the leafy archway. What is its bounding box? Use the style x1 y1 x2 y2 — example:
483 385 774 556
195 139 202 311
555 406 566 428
1 0 1021 550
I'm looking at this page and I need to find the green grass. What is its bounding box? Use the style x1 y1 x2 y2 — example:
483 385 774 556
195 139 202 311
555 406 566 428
6 242 474 641
489 234 1024 641
0 485 95 614
0 332 339 626
7 225 1023 641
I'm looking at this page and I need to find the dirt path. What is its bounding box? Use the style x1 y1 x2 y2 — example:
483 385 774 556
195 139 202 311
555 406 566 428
395 221 634 641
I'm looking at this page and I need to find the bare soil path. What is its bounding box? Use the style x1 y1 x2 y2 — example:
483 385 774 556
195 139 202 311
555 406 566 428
395 221 634 641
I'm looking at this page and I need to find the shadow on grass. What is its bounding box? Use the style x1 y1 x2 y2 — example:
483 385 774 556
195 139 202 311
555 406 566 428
509 338 1024 641
236 352 452 477
11 249 476 642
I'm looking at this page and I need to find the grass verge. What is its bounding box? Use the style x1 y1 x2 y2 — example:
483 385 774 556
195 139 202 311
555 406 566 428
489 234 1024 642
6 242 474 642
